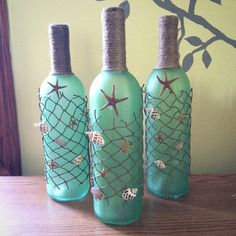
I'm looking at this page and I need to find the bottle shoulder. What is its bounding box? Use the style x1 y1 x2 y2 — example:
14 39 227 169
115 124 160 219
40 74 85 97
90 71 141 94
146 68 191 94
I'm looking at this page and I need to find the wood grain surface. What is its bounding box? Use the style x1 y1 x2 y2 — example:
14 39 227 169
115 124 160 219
0 175 235 236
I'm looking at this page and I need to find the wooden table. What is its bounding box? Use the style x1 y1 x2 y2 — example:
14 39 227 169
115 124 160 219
0 175 236 236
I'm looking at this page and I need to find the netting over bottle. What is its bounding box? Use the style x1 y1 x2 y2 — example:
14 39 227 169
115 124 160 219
145 89 192 180
89 109 143 204
38 91 89 190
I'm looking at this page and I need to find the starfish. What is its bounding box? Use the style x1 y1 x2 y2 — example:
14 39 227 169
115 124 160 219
47 78 67 97
157 72 179 96
100 84 128 116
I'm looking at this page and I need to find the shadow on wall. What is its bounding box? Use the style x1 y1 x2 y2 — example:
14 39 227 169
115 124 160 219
153 0 236 71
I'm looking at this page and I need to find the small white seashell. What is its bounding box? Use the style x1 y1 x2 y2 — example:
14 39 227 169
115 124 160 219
86 131 105 145
176 141 184 151
91 187 105 200
146 108 161 120
48 159 59 170
55 139 66 147
154 160 166 169
34 122 50 134
74 156 84 166
122 188 138 201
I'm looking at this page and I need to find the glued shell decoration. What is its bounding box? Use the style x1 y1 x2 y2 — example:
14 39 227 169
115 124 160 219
48 159 59 170
154 160 166 169
55 139 66 147
74 156 84 166
34 122 50 134
146 108 161 120
91 187 105 200
86 131 105 145
120 139 132 153
122 188 138 201
176 141 184 151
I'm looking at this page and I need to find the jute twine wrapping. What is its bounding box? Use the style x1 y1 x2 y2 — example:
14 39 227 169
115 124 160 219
49 24 72 75
102 7 127 71
156 15 180 69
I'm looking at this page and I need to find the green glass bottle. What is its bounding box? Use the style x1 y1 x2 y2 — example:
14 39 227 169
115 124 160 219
38 24 89 201
145 16 192 199
89 8 143 225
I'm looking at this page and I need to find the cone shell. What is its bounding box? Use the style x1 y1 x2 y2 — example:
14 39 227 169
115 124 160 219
122 188 138 200
86 131 105 145
154 160 166 169
91 187 105 200
146 108 160 120
34 122 50 134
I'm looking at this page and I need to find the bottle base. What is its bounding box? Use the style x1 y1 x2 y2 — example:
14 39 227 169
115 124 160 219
48 189 89 202
148 188 189 200
95 213 142 226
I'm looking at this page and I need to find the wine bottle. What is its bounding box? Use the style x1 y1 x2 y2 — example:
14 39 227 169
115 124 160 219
38 24 89 201
89 8 143 225
145 16 192 199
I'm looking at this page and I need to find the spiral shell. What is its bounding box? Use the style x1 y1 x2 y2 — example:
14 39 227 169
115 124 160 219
86 131 105 145
91 187 105 200
74 156 84 166
176 141 184 151
146 108 161 120
154 160 166 169
122 188 138 201
120 139 132 153
55 139 66 147
34 122 50 134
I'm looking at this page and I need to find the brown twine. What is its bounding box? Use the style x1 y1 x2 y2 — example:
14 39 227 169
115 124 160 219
49 24 72 75
156 15 180 69
102 7 127 72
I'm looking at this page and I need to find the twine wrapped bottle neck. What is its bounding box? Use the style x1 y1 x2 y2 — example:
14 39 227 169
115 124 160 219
102 7 127 72
49 24 72 75
156 15 180 69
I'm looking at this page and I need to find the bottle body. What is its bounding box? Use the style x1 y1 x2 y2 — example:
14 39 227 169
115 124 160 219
39 74 89 201
145 68 192 199
89 71 143 225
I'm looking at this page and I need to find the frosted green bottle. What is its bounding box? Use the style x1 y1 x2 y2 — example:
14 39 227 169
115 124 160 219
38 24 89 201
145 16 192 199
89 8 143 225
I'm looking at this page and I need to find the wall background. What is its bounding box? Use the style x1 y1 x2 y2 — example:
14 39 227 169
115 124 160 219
7 0 236 175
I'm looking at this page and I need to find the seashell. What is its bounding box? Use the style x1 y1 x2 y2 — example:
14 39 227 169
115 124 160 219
176 141 184 151
91 187 105 200
154 160 166 169
146 108 161 120
120 139 132 153
178 112 185 123
122 188 138 201
48 159 59 170
74 156 84 166
86 131 105 145
55 139 66 147
34 122 50 134
98 168 108 177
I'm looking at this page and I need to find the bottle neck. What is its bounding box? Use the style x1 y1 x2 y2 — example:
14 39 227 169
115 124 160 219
156 16 180 69
102 7 127 72
49 24 72 75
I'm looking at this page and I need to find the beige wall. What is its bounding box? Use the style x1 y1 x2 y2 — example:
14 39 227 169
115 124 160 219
8 0 236 175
